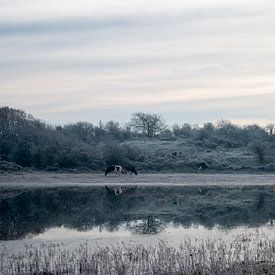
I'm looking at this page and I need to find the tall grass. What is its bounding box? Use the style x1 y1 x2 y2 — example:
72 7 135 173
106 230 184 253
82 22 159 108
1 236 275 274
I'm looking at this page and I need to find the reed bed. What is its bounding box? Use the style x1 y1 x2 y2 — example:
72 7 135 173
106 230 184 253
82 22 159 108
1 236 275 274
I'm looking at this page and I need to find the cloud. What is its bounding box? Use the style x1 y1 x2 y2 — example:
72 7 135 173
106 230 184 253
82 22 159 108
5 92 274 127
0 0 275 125
0 0 269 23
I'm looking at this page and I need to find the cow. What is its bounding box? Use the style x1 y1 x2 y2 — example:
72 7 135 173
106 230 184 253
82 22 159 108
123 164 138 175
105 165 123 176
171 152 177 158
197 162 208 173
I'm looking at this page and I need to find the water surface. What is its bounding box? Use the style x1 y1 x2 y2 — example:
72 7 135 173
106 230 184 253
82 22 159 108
1 185 275 250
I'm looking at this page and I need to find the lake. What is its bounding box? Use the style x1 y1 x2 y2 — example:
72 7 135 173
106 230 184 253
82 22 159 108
1 185 275 245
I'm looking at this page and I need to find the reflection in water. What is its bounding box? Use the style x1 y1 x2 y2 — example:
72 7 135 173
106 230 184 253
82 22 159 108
128 216 165 234
1 185 275 240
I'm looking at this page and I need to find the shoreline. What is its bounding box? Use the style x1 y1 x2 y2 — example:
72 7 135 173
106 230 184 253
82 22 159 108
1 171 275 188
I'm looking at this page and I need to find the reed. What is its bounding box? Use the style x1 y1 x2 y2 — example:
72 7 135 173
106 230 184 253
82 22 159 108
1 236 275 274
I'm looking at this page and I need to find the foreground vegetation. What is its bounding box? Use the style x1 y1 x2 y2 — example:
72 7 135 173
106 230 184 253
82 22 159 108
1 237 275 274
1 106 275 172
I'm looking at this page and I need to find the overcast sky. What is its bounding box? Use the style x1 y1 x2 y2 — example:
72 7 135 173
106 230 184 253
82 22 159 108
1 0 275 126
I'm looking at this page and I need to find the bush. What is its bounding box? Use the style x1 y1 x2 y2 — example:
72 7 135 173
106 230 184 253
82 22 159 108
0 160 22 171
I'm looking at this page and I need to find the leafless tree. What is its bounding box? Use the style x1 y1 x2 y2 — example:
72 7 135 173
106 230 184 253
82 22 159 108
130 112 166 138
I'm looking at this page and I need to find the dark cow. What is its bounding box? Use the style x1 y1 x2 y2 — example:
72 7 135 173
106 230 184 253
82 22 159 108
105 165 123 176
123 164 138 175
197 162 208 173
172 152 177 158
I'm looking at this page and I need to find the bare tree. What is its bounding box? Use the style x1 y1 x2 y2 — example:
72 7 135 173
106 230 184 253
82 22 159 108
130 112 166 138
250 140 268 164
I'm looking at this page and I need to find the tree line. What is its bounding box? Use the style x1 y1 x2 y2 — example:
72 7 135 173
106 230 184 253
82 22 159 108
0 106 275 172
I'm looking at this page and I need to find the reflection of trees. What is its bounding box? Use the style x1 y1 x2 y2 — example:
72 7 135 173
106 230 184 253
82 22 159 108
127 216 165 234
1 186 275 240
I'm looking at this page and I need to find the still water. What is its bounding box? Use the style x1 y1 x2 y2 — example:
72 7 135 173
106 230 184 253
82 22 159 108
1 185 275 250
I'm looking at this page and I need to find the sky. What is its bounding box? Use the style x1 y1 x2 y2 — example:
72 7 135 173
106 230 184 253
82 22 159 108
0 0 275 126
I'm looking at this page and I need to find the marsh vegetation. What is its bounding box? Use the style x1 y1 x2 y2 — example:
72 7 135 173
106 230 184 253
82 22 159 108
2 237 275 274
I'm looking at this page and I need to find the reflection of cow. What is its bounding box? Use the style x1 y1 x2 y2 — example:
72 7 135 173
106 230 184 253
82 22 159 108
104 185 122 208
197 162 208 173
104 185 136 196
123 164 138 175
105 185 137 196
105 165 123 176
105 185 122 196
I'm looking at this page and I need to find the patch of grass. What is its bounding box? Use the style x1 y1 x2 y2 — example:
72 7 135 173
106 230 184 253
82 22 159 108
123 138 268 172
